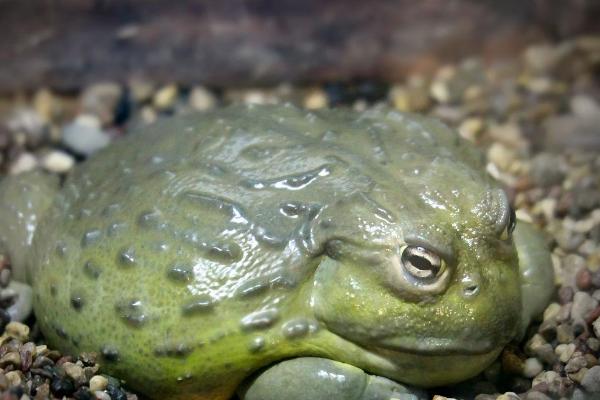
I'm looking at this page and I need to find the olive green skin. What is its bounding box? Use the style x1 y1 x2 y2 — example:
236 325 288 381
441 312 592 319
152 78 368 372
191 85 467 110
1 105 552 399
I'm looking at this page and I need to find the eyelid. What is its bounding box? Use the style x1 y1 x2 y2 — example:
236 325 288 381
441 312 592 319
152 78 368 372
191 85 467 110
403 236 455 265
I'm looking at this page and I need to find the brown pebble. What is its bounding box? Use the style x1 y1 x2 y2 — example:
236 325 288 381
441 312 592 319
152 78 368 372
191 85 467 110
0 372 7 390
55 355 73 366
34 382 50 400
577 268 593 290
586 306 600 325
19 342 34 371
0 351 21 368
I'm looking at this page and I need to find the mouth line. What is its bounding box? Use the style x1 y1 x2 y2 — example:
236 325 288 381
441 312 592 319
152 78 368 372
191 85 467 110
371 336 497 356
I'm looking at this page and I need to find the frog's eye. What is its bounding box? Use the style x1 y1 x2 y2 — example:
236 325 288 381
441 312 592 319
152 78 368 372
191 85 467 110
400 245 444 282
500 207 516 241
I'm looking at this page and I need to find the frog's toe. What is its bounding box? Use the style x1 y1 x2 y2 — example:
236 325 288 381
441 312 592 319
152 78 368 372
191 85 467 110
514 221 555 338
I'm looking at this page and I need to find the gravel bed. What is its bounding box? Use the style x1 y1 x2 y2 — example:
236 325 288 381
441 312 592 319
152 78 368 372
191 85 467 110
0 35 599 399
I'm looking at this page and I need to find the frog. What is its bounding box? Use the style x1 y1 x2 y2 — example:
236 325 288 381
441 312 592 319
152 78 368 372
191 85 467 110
0 104 555 400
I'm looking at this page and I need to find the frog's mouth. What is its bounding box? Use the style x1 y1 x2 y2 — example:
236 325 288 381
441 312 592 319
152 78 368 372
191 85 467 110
372 335 498 356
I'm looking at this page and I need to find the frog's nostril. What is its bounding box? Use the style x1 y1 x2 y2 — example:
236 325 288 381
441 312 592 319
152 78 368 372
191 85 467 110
463 284 479 297
461 274 480 298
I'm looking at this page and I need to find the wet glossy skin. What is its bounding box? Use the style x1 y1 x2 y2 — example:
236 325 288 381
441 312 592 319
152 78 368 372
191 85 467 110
0 105 552 399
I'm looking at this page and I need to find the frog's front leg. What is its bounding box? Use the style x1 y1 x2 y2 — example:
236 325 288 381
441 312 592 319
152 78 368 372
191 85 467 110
514 221 555 338
239 357 426 400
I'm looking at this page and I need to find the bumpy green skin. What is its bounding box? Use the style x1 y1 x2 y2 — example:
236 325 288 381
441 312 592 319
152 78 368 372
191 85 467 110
0 105 554 399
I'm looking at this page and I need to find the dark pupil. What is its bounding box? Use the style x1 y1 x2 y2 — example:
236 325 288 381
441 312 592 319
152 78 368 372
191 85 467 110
408 255 433 271
509 207 516 233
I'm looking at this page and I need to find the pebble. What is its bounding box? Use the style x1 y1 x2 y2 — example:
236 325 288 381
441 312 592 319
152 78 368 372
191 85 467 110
5 321 30 341
565 352 587 373
523 357 543 378
5 107 47 146
81 82 123 126
128 77 155 103
189 86 217 111
2 281 33 322
581 365 600 392
571 291 598 322
62 114 111 156
5 370 22 387
63 361 85 384
89 374 109 392
458 117 484 142
153 84 178 110
41 150 75 173
9 152 38 175
303 87 329 109
555 343 576 363
94 391 112 400
529 153 566 187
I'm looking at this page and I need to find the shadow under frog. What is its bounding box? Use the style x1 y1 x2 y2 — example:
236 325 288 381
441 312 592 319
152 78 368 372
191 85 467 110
0 104 554 400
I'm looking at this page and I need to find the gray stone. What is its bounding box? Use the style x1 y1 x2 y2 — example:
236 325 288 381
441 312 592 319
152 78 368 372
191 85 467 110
581 365 600 392
62 114 111 156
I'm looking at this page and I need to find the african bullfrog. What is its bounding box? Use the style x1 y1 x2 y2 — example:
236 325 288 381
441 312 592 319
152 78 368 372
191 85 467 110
0 104 554 399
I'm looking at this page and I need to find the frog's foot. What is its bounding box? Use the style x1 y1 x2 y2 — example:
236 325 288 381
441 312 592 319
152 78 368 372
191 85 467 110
514 221 555 338
0 170 59 282
239 357 427 400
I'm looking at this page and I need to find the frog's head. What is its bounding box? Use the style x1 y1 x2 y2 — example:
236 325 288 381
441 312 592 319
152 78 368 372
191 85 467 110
311 157 521 387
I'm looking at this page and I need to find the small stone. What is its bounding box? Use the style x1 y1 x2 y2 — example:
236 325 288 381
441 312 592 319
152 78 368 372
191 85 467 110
62 114 111 156
569 367 589 384
572 291 598 321
89 375 108 392
0 351 21 368
50 376 75 397
458 117 484 142
524 391 551 400
565 352 587 373
556 323 575 344
5 321 30 341
487 142 518 171
555 343 576 363
9 152 38 175
558 286 574 304
41 150 75 173
153 84 178 110
81 82 123 126
0 372 6 390
5 370 23 387
529 153 566 187
189 86 217 111
3 280 33 322
128 77 155 103
94 391 112 400
526 334 556 364
6 107 47 146
588 337 600 352
495 393 520 400
62 361 85 384
531 370 560 391
543 303 561 321
303 88 328 110
522 357 543 378
581 365 600 392
593 316 600 338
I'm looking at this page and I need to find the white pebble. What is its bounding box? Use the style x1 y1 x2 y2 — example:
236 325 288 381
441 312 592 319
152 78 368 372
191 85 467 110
94 391 111 400
89 375 109 392
9 152 37 175
522 357 543 378
62 114 111 156
41 150 75 173
189 86 217 111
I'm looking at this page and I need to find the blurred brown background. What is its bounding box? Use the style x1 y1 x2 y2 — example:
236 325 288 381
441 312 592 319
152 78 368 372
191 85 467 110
1 0 599 93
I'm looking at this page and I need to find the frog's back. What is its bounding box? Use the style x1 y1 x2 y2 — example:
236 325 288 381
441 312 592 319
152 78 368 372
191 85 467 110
30 104 489 399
